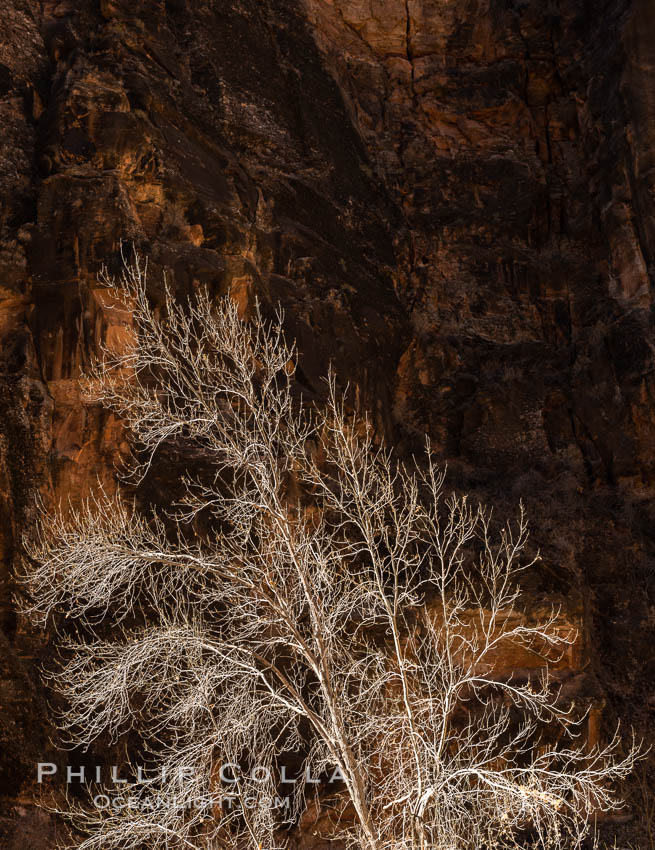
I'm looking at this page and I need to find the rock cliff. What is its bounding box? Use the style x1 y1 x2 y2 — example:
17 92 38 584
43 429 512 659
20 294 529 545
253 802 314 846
1 0 654 846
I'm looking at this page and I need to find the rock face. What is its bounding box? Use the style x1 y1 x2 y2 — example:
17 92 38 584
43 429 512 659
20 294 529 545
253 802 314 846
1 0 654 845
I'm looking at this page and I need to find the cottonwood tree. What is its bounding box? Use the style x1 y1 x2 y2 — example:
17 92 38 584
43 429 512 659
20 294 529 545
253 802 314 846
22 256 639 850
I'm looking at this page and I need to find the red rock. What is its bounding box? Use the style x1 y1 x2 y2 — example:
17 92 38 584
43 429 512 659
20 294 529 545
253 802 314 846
1 0 654 844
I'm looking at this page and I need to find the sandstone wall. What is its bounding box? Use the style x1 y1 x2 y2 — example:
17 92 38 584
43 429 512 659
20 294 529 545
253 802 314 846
1 1 654 845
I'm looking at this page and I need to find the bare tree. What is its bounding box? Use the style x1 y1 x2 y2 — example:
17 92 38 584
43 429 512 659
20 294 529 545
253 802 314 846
22 255 639 850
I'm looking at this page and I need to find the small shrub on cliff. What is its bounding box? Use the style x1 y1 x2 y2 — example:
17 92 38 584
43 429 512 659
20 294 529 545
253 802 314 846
22 256 639 850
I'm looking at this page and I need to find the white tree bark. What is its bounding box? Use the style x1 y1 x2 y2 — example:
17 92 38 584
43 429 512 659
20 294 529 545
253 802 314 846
21 254 640 850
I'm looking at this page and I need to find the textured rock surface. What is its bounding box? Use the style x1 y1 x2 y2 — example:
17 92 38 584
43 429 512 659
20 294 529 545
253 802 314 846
0 0 654 845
